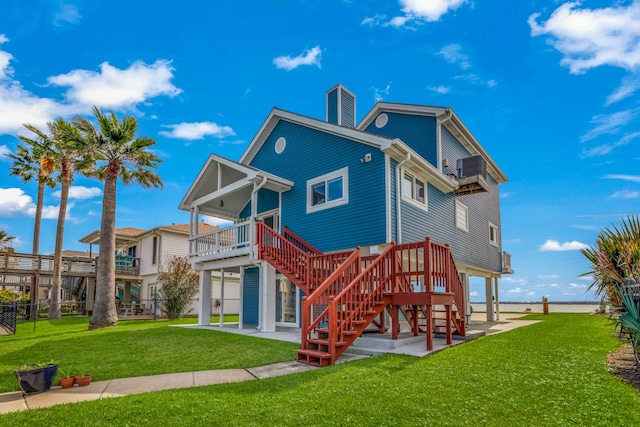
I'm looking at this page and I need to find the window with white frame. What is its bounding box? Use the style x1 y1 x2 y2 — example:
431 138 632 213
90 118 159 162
489 222 499 246
306 167 349 213
455 200 469 232
402 169 427 210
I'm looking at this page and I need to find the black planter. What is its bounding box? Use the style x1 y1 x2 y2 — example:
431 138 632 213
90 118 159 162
14 364 59 395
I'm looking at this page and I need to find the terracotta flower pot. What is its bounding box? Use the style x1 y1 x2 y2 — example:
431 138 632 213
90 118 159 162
75 375 92 387
59 376 76 388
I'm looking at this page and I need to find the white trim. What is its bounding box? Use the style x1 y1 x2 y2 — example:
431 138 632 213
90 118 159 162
489 222 499 247
400 167 428 212
306 167 349 214
455 199 469 232
385 154 392 243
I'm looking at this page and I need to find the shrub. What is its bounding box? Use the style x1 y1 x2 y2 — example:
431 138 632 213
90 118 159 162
157 256 199 319
0 289 22 303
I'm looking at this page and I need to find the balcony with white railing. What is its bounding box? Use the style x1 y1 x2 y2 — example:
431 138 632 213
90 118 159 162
502 251 514 274
189 219 253 262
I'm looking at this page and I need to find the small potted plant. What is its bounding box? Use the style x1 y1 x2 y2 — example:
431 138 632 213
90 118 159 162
58 368 76 388
75 372 92 387
14 361 58 395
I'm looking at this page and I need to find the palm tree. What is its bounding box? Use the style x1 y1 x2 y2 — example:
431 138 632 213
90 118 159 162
71 107 163 330
46 119 89 319
581 215 640 304
7 128 57 308
0 230 15 251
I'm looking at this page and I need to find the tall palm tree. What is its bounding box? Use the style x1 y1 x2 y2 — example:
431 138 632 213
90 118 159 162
7 128 57 307
71 107 163 330
46 119 89 319
0 230 16 251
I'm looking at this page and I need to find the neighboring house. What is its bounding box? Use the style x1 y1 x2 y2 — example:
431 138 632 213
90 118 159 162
180 85 513 364
79 223 240 316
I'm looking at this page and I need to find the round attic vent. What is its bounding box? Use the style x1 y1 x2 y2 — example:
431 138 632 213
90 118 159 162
275 137 286 154
375 113 388 128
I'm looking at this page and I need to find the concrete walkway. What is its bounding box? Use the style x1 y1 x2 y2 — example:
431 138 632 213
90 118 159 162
0 361 322 415
0 313 538 415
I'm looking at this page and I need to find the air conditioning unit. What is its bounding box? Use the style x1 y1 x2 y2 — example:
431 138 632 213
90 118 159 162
457 155 487 179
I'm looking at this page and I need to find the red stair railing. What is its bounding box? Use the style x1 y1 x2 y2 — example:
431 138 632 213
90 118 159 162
300 249 362 353
283 226 322 255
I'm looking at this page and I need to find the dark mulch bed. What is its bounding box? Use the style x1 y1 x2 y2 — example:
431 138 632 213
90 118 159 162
608 344 640 392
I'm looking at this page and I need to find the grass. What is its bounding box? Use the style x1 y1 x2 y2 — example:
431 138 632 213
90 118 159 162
0 315 297 393
2 314 640 426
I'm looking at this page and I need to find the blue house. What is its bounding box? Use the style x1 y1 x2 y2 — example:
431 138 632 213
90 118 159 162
179 85 512 365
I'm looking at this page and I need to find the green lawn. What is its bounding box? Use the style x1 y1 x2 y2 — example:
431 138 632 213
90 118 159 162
2 314 640 426
0 315 297 393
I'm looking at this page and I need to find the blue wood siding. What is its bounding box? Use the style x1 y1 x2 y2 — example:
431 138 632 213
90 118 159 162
239 188 279 219
398 125 502 273
327 89 338 125
364 113 437 166
248 120 387 251
242 267 259 325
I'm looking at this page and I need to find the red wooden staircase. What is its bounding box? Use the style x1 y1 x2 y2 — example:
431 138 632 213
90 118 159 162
256 223 467 366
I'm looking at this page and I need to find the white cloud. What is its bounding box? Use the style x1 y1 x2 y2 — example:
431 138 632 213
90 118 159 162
52 186 102 200
537 274 560 280
439 44 470 69
373 82 392 102
273 46 322 71
469 291 478 297
427 85 450 94
0 38 181 136
603 174 640 183
609 189 639 199
454 73 497 88
526 291 536 297
0 144 10 160
159 121 236 141
539 239 589 252
606 73 640 106
548 283 560 288
0 188 59 219
0 34 13 80
393 0 467 24
501 276 528 286
507 287 525 294
582 131 640 157
529 2 640 74
54 3 82 27
580 109 637 143
568 283 587 289
48 60 182 110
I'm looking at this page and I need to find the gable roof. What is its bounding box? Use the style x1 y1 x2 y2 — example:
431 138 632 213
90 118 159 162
358 102 508 184
178 153 294 219
239 108 394 165
79 223 218 246
238 107 459 193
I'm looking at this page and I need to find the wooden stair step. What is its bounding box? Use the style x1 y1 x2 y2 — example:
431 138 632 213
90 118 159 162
308 338 347 347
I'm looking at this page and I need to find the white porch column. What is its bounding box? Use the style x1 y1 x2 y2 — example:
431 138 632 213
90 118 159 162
239 268 244 328
219 268 225 327
259 262 276 332
494 277 500 321
198 270 212 326
485 277 495 322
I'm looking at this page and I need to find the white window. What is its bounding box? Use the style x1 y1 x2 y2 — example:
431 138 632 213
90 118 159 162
489 222 499 246
401 169 427 210
455 200 469 232
306 167 349 213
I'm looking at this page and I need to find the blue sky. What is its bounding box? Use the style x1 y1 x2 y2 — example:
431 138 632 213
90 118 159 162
0 0 639 302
